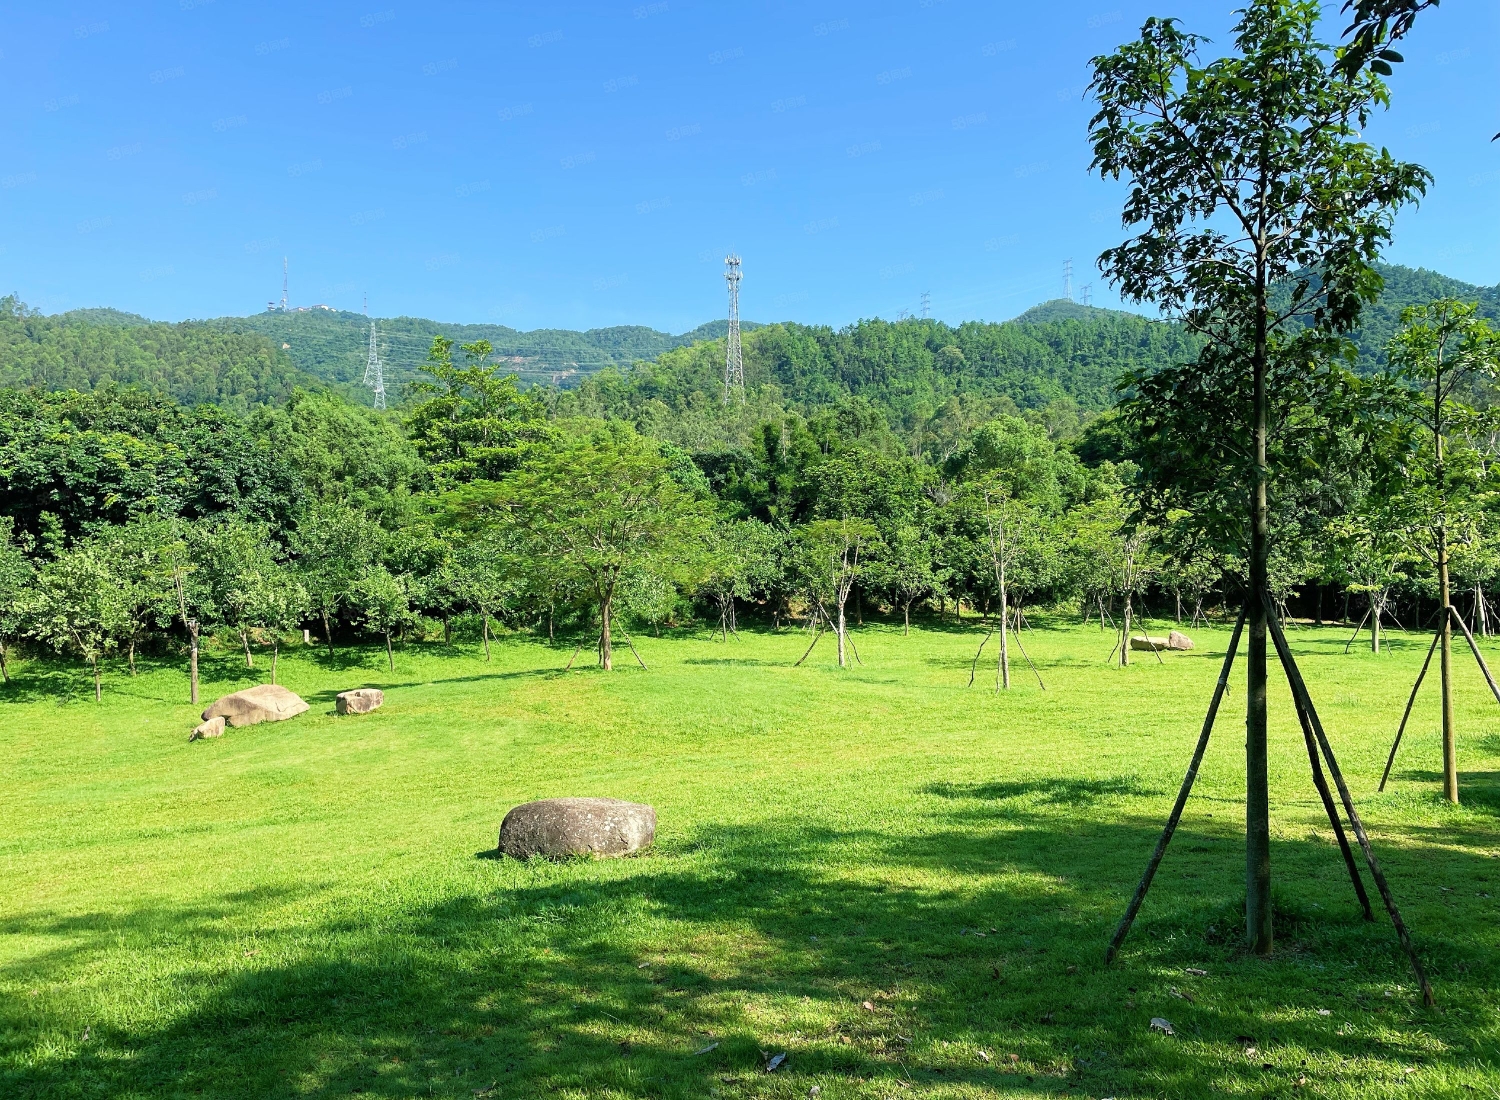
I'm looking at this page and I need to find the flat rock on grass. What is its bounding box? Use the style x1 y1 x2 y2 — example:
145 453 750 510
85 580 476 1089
336 688 384 715
202 684 310 728
1129 636 1170 652
499 797 656 860
188 715 225 741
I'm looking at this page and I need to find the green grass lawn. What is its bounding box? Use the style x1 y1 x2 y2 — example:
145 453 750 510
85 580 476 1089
4 615 1500 1099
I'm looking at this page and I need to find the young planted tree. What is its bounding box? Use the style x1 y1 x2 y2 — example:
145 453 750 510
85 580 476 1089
293 503 381 658
700 518 782 640
241 563 308 685
457 422 713 670
449 535 518 661
31 543 130 701
0 517 35 683
353 565 416 673
1091 0 1429 953
796 518 877 669
1380 299 1500 802
869 522 939 635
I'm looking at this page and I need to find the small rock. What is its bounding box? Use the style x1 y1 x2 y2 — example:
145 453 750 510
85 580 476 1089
1167 630 1194 650
336 688 384 715
498 797 656 859
202 684 309 728
189 715 226 741
1150 1017 1175 1036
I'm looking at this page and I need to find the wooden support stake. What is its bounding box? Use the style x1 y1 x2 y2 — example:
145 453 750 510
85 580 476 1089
969 628 995 687
1264 597 1435 1007
1449 606 1500 706
1344 607 1371 654
793 622 824 667
1106 606 1246 964
1012 619 1045 690
1379 629 1440 792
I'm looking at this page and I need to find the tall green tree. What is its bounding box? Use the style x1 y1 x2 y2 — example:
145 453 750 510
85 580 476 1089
1379 299 1500 802
454 422 713 670
31 543 130 702
0 517 34 682
1089 0 1429 952
293 503 382 658
353 565 417 673
406 337 550 485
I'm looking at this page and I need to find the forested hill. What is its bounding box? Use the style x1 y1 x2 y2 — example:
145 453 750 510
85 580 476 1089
0 296 316 413
199 309 758 393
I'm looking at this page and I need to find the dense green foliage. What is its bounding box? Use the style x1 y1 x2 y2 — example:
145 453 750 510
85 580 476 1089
0 297 314 412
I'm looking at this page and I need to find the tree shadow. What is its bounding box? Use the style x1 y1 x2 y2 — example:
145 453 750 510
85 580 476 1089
4 788 1495 1099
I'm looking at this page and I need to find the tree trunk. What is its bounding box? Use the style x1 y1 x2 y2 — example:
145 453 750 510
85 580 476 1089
322 609 335 658
1120 594 1132 667
483 612 491 661
903 599 911 635
548 603 554 644
242 629 253 669
1175 590 1182 623
997 579 1011 690
93 657 101 703
443 615 451 645
1245 273 1272 956
128 638 136 675
1438 530 1458 804
385 631 395 673
1479 585 1490 637
0 639 8 683
271 637 279 685
1371 592 1382 654
188 620 200 705
835 598 847 668
600 589 614 670
1315 585 1324 626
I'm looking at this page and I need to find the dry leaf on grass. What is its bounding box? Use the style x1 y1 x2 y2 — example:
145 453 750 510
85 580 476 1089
861 1000 876 1011
1185 967 1208 976
692 1042 719 1056
765 1052 787 1072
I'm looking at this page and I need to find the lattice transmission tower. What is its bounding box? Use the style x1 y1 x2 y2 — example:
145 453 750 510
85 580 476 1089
363 321 387 410
1063 258 1073 301
723 253 744 403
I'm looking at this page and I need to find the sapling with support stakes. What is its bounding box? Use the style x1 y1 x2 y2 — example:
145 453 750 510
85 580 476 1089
1090 0 1430 953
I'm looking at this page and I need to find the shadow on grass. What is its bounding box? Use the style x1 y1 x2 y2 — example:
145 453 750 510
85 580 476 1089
3 784 1495 1100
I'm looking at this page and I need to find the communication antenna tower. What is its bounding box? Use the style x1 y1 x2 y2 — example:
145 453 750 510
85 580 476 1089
363 320 387 411
1081 284 1092 308
1063 258 1073 301
723 253 744 404
920 290 931 319
280 257 289 312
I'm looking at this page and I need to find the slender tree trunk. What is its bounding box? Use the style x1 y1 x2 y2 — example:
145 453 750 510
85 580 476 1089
0 639 8 683
997 577 1011 690
548 602 555 644
384 631 394 672
1438 530 1458 804
93 657 101 703
128 638 137 675
242 629 253 669
836 597 847 668
271 637 279 685
443 615 451 645
1175 590 1182 623
322 609 335 658
1479 585 1490 637
903 599 911 635
1372 592 1382 654
188 620 200 706
1245 273 1272 956
483 611 491 661
1120 594 1132 667
600 589 614 670
1315 585 1324 626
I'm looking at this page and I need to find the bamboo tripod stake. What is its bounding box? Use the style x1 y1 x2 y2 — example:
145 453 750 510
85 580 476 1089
1106 597 1433 1006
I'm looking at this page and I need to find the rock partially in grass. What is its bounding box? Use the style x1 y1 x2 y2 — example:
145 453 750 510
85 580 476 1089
336 688 384 715
188 715 225 741
499 797 656 859
202 684 309 728
1129 636 1170 652
1168 630 1194 650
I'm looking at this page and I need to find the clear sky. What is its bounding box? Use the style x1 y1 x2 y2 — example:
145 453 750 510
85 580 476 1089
2 1 1495 331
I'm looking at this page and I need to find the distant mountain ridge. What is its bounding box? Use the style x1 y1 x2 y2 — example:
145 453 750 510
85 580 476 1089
198 310 760 394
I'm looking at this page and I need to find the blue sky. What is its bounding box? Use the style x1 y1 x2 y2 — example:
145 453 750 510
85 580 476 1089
1 1 1496 331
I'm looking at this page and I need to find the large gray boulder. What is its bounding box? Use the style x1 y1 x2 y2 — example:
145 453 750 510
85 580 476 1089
1167 630 1194 651
202 684 309 728
336 688 383 715
1129 635 1170 652
499 797 656 860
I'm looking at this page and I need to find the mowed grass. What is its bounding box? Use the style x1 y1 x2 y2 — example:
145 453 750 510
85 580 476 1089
4 616 1500 1099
